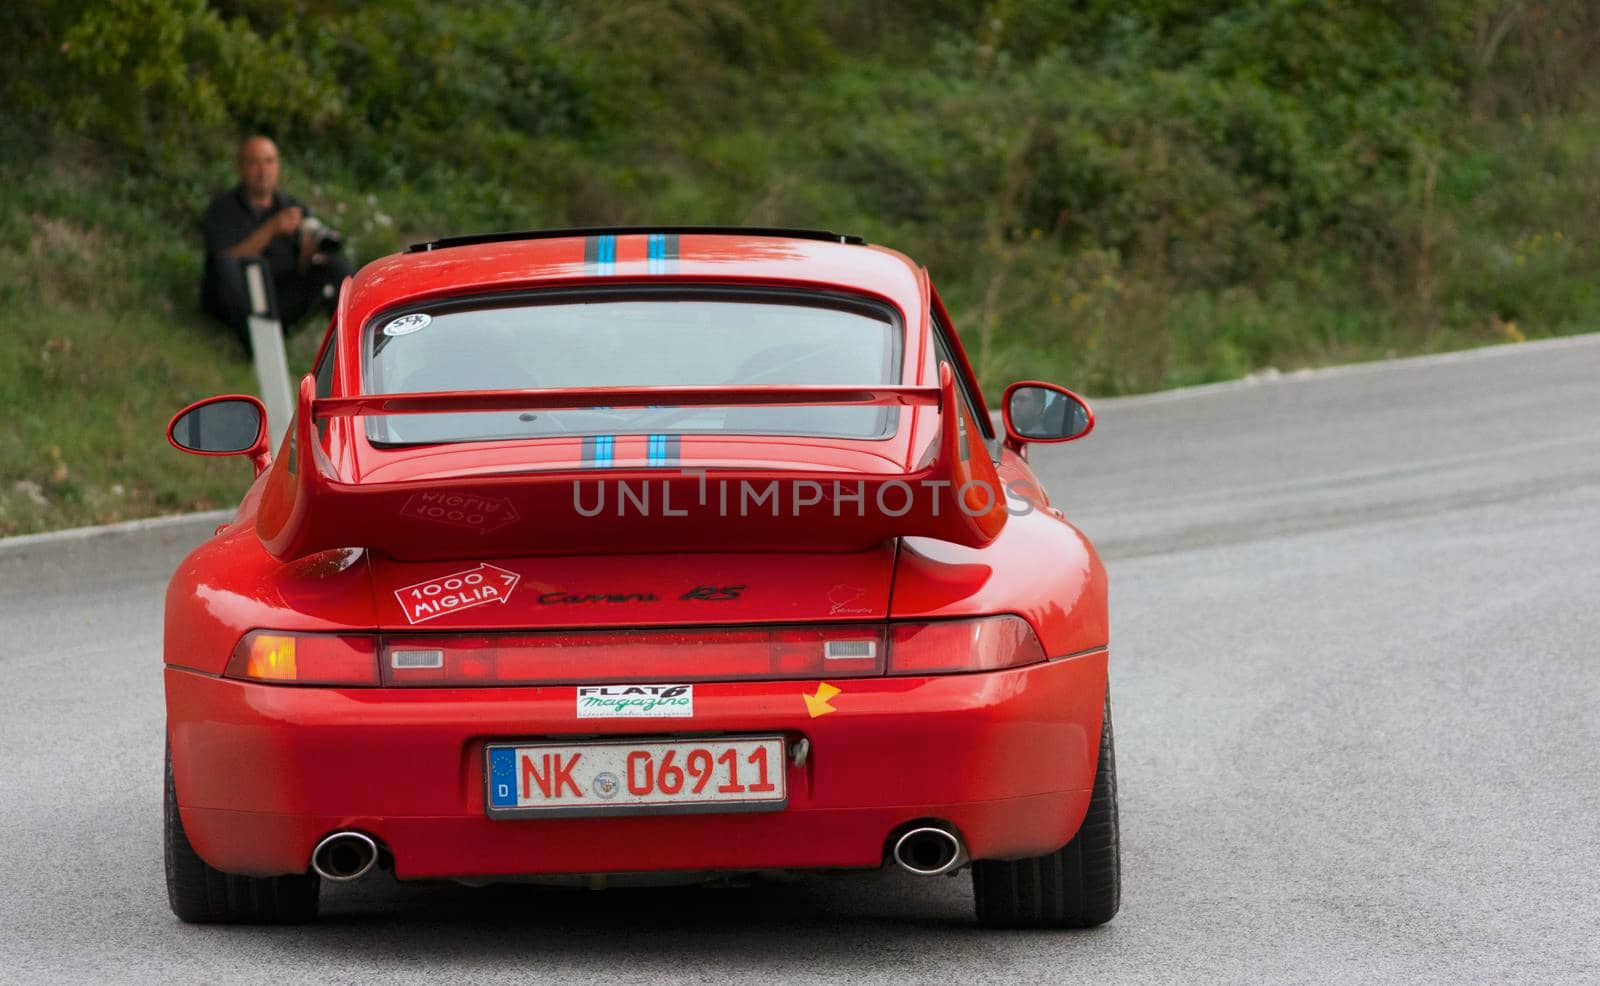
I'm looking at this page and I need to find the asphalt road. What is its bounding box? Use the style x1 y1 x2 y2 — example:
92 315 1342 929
2 336 1597 984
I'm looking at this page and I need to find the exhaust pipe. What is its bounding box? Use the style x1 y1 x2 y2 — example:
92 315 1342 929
311 831 379 882
892 825 967 876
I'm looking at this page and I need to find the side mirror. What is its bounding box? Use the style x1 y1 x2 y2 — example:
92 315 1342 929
1002 382 1094 447
167 395 272 472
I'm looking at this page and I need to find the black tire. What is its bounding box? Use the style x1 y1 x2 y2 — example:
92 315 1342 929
972 691 1121 928
164 743 320 924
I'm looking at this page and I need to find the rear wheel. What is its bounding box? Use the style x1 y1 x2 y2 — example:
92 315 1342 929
971 691 1121 928
164 743 320 923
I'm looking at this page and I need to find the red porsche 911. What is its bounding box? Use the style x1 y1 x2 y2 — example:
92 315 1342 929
163 227 1117 927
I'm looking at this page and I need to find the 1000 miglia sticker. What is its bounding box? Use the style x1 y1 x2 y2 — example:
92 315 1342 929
394 563 520 623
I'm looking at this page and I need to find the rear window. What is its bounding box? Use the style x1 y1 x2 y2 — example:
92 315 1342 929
363 290 901 444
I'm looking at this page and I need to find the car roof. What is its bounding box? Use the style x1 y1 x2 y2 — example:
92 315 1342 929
342 228 928 330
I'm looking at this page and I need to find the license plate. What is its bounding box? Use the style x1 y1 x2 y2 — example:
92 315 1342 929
485 736 787 818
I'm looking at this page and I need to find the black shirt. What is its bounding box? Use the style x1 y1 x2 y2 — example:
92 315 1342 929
201 186 309 281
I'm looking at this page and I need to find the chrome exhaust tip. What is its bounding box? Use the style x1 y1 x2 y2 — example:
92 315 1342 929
892 825 967 876
311 831 379 882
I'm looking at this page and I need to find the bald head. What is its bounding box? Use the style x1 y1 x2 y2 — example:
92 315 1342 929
236 136 280 206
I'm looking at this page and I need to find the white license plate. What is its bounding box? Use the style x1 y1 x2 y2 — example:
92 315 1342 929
485 736 787 817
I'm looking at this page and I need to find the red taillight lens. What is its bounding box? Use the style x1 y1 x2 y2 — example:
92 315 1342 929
377 617 1044 686
887 616 1047 675
382 625 887 686
226 631 380 686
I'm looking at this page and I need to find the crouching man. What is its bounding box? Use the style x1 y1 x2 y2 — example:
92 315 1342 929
200 135 351 347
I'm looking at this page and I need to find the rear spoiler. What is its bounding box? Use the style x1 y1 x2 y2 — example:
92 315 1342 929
313 382 942 417
255 366 1007 561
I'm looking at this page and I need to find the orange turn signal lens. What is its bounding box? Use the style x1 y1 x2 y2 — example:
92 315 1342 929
226 631 379 686
243 633 298 681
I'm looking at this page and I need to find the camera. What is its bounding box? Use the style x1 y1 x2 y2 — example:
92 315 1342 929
298 215 344 253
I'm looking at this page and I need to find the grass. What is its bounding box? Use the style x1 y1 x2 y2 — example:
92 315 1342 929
0 305 257 533
0 294 331 535
0 163 328 534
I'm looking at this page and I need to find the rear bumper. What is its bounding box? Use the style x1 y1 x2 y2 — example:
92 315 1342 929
165 650 1107 878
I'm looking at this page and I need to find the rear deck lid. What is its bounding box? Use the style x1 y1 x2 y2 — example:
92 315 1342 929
367 544 896 631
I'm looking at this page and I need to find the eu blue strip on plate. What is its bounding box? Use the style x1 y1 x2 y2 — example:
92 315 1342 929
488 748 518 807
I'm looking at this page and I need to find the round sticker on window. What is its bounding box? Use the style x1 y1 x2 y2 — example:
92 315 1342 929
383 313 431 336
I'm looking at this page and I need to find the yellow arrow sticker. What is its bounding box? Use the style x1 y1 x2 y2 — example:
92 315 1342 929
804 681 841 718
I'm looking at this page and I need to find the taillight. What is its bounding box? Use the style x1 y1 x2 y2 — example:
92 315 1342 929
887 616 1047 675
226 631 380 686
225 619 1044 687
382 625 887 686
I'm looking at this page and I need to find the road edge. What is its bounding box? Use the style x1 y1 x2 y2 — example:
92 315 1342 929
1093 331 1598 407
0 510 232 555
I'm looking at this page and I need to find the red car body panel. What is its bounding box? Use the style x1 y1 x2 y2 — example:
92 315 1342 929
167 651 1105 877
164 229 1109 882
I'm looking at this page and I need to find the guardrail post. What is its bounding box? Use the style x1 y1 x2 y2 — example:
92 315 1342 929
240 258 294 448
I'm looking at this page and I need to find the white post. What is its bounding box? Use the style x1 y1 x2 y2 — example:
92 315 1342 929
241 259 294 449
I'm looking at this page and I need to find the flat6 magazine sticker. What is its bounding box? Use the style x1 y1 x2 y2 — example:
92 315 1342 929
577 684 693 718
